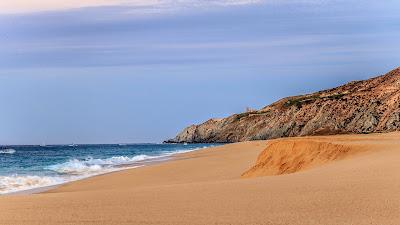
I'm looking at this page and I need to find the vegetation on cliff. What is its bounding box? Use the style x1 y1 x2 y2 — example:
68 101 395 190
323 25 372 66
166 67 400 143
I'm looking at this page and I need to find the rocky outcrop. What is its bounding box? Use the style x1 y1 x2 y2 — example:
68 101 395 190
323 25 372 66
166 67 400 143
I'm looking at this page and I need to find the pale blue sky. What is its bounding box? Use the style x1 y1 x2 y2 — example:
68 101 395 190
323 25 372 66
0 0 399 144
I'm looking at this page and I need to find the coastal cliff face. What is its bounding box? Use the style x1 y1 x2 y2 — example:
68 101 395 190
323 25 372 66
166 67 400 143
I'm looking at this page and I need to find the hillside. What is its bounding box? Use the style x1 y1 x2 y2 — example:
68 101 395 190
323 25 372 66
166 67 400 143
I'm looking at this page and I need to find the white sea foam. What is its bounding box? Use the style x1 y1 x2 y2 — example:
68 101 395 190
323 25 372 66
47 159 105 175
0 146 210 194
46 154 161 176
0 175 65 194
46 148 209 176
0 149 16 154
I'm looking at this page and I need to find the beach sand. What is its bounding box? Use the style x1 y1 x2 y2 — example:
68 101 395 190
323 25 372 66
1 133 400 225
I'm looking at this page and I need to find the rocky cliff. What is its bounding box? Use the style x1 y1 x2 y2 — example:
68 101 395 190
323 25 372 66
166 67 400 143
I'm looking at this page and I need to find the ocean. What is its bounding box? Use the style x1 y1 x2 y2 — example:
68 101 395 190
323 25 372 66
0 143 218 194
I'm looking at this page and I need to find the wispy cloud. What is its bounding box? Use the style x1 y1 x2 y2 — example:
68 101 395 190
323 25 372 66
1 0 399 69
0 0 265 14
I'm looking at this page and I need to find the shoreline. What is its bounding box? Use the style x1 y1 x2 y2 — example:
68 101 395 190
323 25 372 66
1 133 400 225
3 145 214 196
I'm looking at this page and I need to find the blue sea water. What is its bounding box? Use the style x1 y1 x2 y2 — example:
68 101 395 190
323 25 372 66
0 143 218 194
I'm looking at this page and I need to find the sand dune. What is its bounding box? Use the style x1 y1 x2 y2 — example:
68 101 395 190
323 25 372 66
242 137 367 177
1 133 400 224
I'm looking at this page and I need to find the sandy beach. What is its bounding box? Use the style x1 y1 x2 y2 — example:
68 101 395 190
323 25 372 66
1 133 400 225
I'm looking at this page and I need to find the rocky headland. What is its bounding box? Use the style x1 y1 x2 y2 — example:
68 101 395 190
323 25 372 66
166 67 400 143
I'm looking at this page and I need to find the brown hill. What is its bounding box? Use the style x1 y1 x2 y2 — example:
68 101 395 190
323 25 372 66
166 67 400 143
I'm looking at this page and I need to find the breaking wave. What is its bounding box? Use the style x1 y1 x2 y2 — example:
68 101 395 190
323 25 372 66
0 149 16 154
47 154 161 176
46 146 208 176
0 145 212 194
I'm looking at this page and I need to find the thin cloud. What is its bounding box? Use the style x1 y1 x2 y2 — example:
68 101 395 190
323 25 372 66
0 0 265 14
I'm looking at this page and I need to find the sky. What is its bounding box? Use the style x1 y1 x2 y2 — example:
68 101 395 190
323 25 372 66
0 0 399 144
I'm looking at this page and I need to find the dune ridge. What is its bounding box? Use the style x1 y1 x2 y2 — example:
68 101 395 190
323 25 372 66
242 138 367 177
